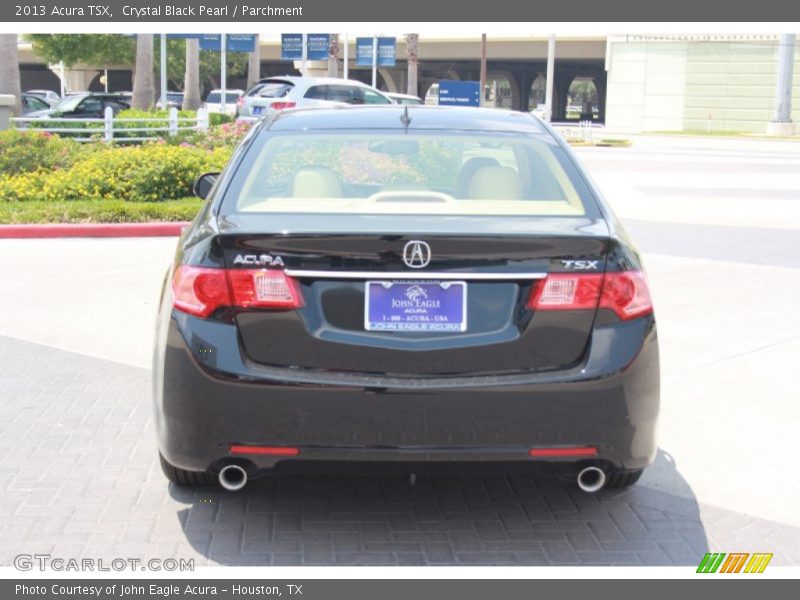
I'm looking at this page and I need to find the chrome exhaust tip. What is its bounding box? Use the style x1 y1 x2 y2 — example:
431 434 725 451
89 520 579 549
218 464 248 491
576 466 606 493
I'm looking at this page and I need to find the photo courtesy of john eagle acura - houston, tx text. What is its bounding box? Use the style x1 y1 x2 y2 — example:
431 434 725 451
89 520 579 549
153 105 659 494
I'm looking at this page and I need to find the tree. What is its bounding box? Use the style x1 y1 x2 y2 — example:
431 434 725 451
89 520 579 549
25 34 247 105
26 34 134 68
247 34 261 89
327 34 339 78
0 34 22 116
182 38 201 110
154 39 248 92
405 34 419 97
131 34 155 110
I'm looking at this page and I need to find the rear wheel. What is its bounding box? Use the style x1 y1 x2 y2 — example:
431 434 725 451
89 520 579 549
159 453 216 486
604 469 643 489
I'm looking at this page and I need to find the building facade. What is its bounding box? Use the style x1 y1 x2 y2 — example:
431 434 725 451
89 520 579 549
605 35 800 133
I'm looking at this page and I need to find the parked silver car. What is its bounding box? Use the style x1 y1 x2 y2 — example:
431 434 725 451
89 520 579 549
25 89 60 106
21 93 52 115
236 76 393 119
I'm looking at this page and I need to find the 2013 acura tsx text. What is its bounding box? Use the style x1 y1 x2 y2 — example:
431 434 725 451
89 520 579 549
153 106 659 493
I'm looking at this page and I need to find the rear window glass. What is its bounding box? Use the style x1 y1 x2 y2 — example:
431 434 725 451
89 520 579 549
327 86 361 104
304 85 328 100
363 90 392 104
229 132 591 217
250 82 293 98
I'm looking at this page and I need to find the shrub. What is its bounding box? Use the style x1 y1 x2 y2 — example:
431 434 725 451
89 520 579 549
177 120 253 150
113 109 232 141
0 143 232 203
0 129 86 175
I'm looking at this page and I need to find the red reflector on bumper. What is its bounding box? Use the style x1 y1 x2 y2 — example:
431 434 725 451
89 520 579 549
229 445 300 456
529 447 597 458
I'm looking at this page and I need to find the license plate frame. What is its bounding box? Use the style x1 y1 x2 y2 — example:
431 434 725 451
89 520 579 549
364 280 467 332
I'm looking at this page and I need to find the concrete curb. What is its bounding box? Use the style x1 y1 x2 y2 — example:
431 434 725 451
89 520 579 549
0 222 190 239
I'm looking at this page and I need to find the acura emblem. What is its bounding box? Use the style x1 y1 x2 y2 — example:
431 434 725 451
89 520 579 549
402 240 431 269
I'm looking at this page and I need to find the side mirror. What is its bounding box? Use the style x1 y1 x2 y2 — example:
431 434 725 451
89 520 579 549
193 172 219 200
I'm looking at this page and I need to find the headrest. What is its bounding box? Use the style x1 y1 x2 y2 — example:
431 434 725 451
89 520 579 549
468 166 523 200
291 167 343 198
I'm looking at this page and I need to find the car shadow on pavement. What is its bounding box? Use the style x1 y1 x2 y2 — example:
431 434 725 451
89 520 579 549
169 448 708 566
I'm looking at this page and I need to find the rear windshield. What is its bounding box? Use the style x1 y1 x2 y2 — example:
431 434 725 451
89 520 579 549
249 81 293 98
226 131 595 217
206 92 241 103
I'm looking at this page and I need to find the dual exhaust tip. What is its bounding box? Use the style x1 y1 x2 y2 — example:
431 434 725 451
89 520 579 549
219 463 606 493
218 464 248 491
576 465 606 493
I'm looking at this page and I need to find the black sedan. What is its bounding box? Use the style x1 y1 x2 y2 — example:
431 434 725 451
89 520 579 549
154 106 659 493
24 92 130 119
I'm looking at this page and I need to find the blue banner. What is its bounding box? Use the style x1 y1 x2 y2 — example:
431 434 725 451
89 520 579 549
196 34 255 52
198 34 221 51
438 80 481 107
281 34 303 60
356 37 397 67
306 34 330 61
377 37 396 67
355 37 374 66
227 34 257 52
281 33 303 60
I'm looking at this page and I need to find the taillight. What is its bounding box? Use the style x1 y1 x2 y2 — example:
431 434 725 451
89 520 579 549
528 271 652 321
271 101 296 110
227 269 304 309
527 273 603 311
172 266 231 318
172 266 303 317
236 96 244 107
599 271 653 321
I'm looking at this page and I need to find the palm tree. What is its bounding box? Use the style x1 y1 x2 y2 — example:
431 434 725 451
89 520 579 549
0 34 22 116
182 38 201 110
246 34 261 90
405 34 419 97
327 34 339 78
131 34 154 110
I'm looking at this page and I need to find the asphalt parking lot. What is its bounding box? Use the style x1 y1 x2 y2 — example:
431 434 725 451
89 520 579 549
1 135 799 566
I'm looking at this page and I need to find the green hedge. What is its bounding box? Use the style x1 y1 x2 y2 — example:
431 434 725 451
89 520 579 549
0 120 252 204
0 142 231 203
0 198 202 224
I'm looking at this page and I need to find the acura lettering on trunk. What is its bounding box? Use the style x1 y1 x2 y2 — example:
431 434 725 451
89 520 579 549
153 106 659 493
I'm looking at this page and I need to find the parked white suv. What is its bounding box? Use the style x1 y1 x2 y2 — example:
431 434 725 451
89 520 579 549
236 76 393 119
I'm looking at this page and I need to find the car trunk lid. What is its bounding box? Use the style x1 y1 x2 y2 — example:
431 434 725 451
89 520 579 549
218 215 609 377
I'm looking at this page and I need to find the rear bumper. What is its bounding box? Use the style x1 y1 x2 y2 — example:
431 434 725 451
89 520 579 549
153 311 659 473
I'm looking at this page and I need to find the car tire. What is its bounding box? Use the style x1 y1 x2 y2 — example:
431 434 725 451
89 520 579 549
159 453 216 486
604 469 644 489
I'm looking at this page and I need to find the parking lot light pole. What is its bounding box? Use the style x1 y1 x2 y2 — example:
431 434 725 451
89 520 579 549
768 34 796 136
480 34 487 107
545 34 555 122
301 32 308 75
372 35 378 88
221 34 227 116
159 34 167 110
343 33 349 79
